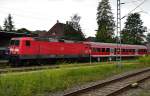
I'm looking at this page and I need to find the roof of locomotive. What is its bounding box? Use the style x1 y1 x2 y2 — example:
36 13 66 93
11 37 81 43
84 42 147 49
11 37 34 40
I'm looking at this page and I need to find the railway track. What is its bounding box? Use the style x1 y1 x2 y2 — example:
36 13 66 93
0 60 141 74
0 65 59 73
63 67 150 96
0 61 111 73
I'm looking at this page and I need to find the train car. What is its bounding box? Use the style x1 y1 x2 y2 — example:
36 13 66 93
8 37 90 66
84 42 147 61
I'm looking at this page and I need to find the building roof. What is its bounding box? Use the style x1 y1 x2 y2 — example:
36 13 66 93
47 21 66 36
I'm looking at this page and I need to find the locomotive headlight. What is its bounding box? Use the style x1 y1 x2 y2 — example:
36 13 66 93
15 48 19 52
10 48 13 51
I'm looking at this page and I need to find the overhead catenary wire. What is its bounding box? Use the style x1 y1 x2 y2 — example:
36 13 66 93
130 0 150 16
121 0 147 19
122 0 141 4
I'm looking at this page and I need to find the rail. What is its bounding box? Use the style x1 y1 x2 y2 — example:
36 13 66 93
63 67 150 96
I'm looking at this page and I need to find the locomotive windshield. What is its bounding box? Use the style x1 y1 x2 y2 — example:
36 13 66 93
10 40 20 46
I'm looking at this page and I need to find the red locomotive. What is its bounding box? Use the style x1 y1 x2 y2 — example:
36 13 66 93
8 37 90 66
8 37 147 66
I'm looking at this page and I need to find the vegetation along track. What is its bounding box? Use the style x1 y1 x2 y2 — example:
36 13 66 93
64 67 150 96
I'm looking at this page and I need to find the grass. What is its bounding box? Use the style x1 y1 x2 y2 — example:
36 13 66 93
138 91 150 96
58 59 138 68
0 59 150 96
138 55 150 64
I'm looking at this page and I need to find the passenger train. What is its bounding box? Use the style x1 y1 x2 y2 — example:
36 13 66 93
8 37 148 66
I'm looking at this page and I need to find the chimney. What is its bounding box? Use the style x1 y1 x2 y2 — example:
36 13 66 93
57 20 59 23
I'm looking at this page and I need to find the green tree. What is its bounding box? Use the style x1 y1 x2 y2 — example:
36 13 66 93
121 13 146 45
70 14 81 31
3 18 9 31
3 14 14 31
17 28 31 34
146 33 150 43
64 14 85 41
96 0 115 43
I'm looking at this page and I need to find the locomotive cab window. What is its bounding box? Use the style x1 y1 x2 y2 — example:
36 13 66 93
10 40 20 46
26 40 31 47
10 40 15 45
15 40 20 46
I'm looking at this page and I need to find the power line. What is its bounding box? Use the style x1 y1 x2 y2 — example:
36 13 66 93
123 0 142 4
128 0 150 18
121 0 147 19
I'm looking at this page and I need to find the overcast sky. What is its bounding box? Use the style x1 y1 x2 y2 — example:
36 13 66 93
0 0 150 37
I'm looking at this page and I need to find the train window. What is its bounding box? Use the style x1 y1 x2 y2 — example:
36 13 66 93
102 48 105 52
138 49 140 52
125 49 127 52
10 40 20 46
122 49 126 52
10 40 15 45
106 48 110 52
26 40 30 47
92 48 97 52
97 48 100 52
15 40 20 46
127 49 129 52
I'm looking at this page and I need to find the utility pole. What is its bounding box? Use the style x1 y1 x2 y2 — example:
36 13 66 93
116 0 122 66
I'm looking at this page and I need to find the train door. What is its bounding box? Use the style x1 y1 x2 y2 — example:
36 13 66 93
110 48 114 56
135 49 138 55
